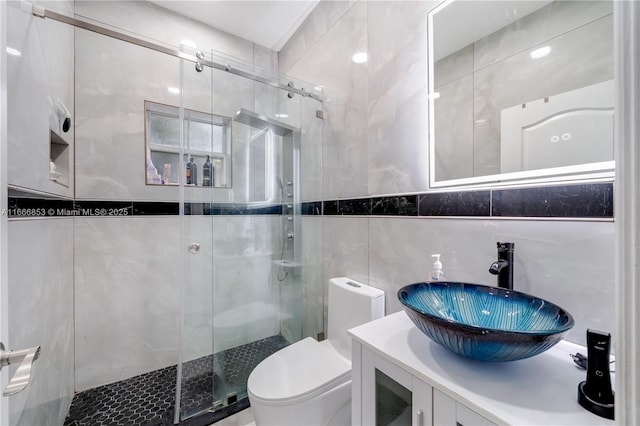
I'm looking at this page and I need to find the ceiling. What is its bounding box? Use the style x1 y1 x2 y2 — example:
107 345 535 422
149 0 319 51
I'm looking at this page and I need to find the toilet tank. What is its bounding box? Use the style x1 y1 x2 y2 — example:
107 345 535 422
327 277 385 359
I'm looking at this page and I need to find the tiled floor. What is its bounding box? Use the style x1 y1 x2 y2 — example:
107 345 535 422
64 335 289 425
181 335 290 418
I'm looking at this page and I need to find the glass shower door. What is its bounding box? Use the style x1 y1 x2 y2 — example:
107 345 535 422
208 63 300 412
177 49 324 422
177 50 217 421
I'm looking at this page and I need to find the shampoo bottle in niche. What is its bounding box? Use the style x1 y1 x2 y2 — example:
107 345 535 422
430 254 445 281
202 156 212 187
186 157 198 185
146 149 161 184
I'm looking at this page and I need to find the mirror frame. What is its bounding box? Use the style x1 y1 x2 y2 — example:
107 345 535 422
426 0 615 189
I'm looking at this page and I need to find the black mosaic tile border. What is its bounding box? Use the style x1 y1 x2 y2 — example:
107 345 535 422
339 198 372 215
301 201 322 215
73 201 134 217
9 182 614 219
491 183 614 218
183 203 283 216
133 202 180 216
322 198 372 215
372 195 419 216
419 191 490 217
320 182 613 219
8 196 74 218
322 200 338 215
8 193 282 218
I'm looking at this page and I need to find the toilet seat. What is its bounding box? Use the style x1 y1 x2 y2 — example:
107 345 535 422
248 337 351 406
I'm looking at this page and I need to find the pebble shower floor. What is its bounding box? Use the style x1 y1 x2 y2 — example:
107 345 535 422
64 335 289 425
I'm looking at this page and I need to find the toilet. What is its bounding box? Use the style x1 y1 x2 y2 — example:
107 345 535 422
247 277 385 426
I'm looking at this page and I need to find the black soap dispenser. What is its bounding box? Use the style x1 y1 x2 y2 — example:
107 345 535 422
578 329 614 420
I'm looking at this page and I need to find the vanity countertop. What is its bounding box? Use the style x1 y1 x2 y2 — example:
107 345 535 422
348 311 615 426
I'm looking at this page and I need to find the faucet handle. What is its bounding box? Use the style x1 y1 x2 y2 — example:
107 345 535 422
497 242 515 251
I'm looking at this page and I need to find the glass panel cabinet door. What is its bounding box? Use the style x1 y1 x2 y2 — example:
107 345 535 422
376 369 412 425
360 346 432 426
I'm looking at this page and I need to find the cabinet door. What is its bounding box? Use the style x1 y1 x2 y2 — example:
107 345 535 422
412 376 432 426
433 389 496 426
360 347 433 426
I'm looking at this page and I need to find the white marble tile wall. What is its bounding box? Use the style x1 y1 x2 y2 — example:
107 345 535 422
278 1 358 75
321 216 615 348
7 0 74 197
300 95 324 202
367 218 615 347
74 32 252 203
301 217 325 339
73 1 319 394
6 1 76 424
74 217 181 390
284 2 369 199
366 1 435 195
8 218 74 426
211 216 282 353
182 216 214 363
74 3 286 204
321 216 369 333
74 215 285 390
183 215 288 359
281 0 617 348
74 29 182 202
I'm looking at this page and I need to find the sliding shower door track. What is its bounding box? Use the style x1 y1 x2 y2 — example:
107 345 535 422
26 2 322 101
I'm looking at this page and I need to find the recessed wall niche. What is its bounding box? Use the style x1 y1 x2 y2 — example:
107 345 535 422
50 130 70 187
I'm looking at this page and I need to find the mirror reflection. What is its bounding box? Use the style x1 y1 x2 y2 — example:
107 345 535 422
429 1 614 187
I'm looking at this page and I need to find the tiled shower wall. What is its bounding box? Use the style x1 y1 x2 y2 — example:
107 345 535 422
6 1 75 424
72 1 293 392
73 215 282 391
280 0 616 346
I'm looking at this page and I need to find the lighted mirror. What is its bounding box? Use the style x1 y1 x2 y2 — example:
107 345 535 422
428 0 614 188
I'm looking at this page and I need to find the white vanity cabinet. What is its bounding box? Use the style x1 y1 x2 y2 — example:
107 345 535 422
355 341 432 426
349 311 615 426
353 340 495 426
432 389 496 426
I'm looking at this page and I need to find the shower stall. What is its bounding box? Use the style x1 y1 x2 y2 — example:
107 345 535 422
174 53 319 421
5 3 323 424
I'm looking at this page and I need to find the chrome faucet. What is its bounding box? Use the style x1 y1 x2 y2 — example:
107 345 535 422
489 242 514 290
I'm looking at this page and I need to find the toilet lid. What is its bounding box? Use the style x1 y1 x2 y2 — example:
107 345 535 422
248 337 351 403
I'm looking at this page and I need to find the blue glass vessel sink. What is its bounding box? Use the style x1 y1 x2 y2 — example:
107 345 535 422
398 281 574 362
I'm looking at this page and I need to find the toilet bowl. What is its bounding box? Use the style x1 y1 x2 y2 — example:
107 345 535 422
248 277 385 426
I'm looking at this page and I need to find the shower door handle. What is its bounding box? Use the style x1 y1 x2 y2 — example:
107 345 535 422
0 342 41 396
188 243 200 254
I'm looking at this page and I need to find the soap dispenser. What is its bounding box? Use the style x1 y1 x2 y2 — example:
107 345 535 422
430 254 445 281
